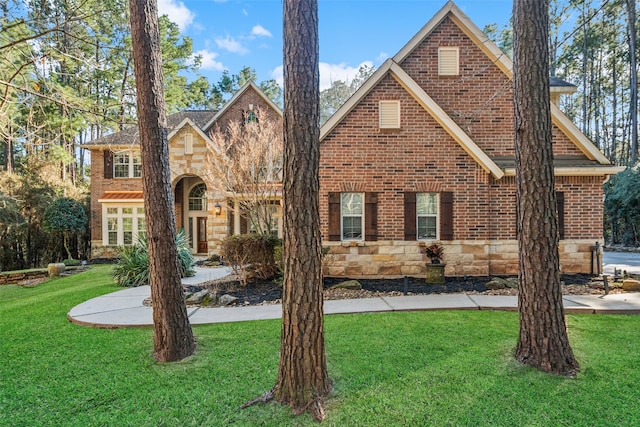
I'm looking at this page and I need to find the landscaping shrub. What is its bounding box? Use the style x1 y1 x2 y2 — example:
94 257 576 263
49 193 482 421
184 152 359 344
111 230 195 287
221 235 278 286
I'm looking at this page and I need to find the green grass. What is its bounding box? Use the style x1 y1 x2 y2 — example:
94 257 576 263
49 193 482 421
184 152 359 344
1 266 639 426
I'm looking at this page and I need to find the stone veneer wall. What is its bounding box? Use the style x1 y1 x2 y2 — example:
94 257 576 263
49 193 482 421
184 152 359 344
323 239 600 278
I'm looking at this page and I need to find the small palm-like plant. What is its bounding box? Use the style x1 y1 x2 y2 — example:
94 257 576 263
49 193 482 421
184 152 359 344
112 230 195 287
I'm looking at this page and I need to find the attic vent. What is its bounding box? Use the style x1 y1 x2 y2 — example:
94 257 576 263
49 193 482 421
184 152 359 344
379 100 400 129
438 47 459 76
184 133 193 155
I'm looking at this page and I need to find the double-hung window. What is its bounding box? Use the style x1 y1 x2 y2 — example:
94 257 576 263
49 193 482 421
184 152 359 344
341 192 364 240
113 151 142 178
417 193 438 240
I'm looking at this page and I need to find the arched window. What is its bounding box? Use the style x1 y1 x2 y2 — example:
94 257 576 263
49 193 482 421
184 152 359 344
188 183 207 211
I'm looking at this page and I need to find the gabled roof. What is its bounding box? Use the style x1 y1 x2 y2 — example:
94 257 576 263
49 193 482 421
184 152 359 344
81 110 215 149
202 81 283 132
320 0 617 177
320 59 504 178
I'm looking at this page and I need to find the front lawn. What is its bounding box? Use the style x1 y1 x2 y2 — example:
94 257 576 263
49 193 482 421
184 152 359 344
1 266 638 426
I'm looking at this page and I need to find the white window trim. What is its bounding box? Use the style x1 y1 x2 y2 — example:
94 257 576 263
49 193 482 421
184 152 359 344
438 47 459 76
188 183 208 212
113 150 141 178
341 192 365 241
102 203 146 246
379 100 401 129
417 192 440 241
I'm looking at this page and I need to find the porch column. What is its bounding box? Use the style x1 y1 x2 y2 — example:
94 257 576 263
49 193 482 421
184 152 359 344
234 199 241 235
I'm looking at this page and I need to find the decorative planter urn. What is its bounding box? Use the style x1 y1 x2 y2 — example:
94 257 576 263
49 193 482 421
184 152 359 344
425 263 446 284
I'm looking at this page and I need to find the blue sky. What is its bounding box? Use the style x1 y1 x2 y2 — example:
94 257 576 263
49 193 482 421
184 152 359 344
159 0 513 90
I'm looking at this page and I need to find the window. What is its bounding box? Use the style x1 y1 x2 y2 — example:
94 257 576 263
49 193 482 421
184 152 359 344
113 151 141 178
248 203 281 237
245 110 257 123
103 206 145 246
379 100 400 129
184 133 193 155
438 47 459 76
188 183 207 211
417 193 438 240
341 193 364 240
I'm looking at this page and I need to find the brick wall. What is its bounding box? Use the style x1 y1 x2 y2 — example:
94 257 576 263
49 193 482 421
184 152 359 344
318 14 605 277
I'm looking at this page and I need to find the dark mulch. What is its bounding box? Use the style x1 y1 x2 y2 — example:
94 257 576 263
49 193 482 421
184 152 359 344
191 274 595 306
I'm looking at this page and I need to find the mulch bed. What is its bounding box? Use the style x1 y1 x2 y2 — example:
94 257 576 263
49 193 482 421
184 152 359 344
192 273 611 307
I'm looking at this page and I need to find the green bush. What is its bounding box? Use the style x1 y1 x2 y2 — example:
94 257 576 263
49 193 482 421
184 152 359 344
111 230 195 287
222 235 278 286
63 259 82 266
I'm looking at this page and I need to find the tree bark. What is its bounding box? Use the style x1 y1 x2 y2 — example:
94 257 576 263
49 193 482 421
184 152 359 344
513 0 579 377
626 0 638 166
129 0 196 362
274 0 332 420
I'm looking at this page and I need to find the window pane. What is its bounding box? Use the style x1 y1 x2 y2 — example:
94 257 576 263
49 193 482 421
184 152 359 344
107 207 118 215
107 218 118 245
122 208 133 215
417 217 437 239
188 218 194 247
341 193 363 215
123 218 133 245
188 183 207 211
114 153 130 178
417 193 437 215
342 216 362 240
137 216 146 241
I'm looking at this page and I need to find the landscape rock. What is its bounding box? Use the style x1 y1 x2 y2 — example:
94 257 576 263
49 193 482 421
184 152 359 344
218 294 239 306
329 280 362 290
186 289 209 305
622 279 640 292
486 277 519 290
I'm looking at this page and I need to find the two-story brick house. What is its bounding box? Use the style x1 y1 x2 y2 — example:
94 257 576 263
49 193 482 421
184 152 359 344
85 1 621 278
318 1 622 277
82 82 283 258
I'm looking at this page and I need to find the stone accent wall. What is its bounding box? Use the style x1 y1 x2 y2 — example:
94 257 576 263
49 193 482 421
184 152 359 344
323 239 600 279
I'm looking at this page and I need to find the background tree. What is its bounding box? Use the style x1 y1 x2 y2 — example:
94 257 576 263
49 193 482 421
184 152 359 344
513 0 579 376
207 109 283 236
42 197 86 260
129 0 196 363
276 0 331 419
319 63 375 125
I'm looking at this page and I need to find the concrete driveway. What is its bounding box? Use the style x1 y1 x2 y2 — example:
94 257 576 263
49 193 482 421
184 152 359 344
603 251 640 275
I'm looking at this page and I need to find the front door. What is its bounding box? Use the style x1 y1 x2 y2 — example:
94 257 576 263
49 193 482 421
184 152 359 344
197 217 208 253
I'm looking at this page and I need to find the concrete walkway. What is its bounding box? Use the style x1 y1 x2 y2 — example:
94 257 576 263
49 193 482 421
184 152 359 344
68 264 640 329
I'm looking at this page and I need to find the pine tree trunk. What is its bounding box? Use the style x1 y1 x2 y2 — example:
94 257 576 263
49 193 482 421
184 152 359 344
129 0 196 363
513 0 579 377
274 0 332 420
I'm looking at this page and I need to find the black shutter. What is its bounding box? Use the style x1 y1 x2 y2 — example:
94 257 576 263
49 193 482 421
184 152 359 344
556 191 565 240
364 192 378 241
328 192 341 241
404 192 417 240
440 192 454 241
103 151 113 179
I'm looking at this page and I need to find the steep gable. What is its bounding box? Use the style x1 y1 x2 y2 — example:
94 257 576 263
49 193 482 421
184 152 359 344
321 0 621 179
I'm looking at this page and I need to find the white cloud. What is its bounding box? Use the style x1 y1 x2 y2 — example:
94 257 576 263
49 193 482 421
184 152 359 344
251 25 272 38
319 61 374 90
191 50 225 71
215 36 249 54
272 61 374 91
376 51 389 63
157 0 195 31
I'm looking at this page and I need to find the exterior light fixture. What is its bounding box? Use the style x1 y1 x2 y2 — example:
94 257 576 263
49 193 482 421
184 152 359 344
214 203 222 216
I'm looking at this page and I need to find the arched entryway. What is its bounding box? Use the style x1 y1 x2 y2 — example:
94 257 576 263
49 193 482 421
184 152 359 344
173 176 209 254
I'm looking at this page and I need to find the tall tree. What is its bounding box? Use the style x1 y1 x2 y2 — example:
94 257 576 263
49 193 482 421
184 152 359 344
626 0 638 165
512 0 579 376
129 0 196 362
251 0 332 421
